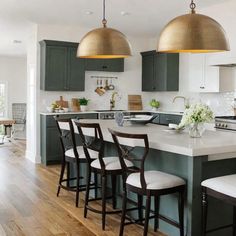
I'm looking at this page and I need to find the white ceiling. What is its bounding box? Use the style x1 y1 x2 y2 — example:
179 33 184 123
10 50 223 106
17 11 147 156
0 0 230 56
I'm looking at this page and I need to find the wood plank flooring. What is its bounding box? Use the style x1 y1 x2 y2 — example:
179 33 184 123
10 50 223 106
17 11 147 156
0 140 166 236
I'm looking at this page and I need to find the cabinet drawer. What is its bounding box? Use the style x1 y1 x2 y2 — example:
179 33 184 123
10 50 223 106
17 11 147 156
159 114 182 125
85 59 124 72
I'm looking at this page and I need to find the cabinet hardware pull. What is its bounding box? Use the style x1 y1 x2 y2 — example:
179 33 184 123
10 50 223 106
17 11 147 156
200 86 205 89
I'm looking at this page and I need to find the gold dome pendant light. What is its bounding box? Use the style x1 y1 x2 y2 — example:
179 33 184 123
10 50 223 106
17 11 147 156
77 0 132 58
158 0 230 53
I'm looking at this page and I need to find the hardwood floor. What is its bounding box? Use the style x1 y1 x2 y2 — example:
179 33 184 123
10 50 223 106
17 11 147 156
0 141 166 236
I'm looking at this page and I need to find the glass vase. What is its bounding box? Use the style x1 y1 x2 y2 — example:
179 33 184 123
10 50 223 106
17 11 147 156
189 122 205 138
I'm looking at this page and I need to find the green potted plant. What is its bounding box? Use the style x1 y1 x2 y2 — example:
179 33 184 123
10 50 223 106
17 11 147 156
79 97 90 112
149 99 160 111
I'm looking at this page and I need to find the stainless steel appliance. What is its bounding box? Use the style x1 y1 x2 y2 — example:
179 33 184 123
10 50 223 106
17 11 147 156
215 116 236 131
96 110 126 120
96 110 152 120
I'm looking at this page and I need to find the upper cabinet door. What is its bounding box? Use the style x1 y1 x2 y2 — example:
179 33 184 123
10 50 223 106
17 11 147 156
188 54 220 93
141 51 179 92
166 54 179 91
67 47 85 91
44 46 68 91
154 53 167 91
141 53 155 91
40 40 86 91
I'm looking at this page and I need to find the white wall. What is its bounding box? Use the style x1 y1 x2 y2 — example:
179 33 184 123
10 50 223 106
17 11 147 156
0 56 27 117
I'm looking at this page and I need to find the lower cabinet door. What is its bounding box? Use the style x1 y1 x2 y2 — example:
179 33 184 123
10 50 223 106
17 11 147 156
159 114 182 125
46 127 63 164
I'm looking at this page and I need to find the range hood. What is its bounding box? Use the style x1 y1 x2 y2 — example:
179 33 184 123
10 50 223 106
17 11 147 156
212 63 236 67
211 57 236 67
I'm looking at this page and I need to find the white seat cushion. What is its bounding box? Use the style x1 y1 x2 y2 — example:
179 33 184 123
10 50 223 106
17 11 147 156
126 170 185 190
201 174 236 198
91 156 133 170
65 146 98 159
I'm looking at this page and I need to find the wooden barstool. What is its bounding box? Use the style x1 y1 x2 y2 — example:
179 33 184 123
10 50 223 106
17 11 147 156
54 117 98 207
75 121 134 230
201 174 236 236
109 128 186 236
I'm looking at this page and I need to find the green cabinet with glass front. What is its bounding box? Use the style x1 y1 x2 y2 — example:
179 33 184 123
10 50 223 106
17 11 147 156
141 50 179 91
40 40 85 91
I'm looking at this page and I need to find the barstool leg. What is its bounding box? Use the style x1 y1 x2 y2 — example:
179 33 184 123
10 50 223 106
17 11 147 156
119 191 127 236
111 175 117 209
75 161 80 207
154 196 160 232
178 190 184 236
94 172 98 199
84 167 91 218
101 175 107 230
57 160 66 197
202 188 208 236
67 162 71 187
233 206 236 236
137 194 143 223
143 193 151 236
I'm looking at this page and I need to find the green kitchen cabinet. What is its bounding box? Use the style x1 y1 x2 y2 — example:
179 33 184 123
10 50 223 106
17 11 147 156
159 113 182 125
85 58 124 72
40 40 85 91
141 50 179 91
40 113 98 165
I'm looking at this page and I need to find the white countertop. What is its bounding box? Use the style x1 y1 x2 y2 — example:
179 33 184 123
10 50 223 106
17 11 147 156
40 109 183 116
75 119 236 158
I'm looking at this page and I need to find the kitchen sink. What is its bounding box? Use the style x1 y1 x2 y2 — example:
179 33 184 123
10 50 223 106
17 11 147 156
95 110 125 112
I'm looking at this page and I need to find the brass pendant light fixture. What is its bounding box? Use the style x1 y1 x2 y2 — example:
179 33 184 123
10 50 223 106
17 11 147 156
77 0 132 58
158 0 230 53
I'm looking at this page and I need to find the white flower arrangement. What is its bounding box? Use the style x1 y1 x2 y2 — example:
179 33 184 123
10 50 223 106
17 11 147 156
179 103 214 128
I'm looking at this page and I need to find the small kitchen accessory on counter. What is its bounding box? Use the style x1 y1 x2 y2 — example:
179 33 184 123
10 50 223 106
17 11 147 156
56 96 68 108
128 95 143 111
71 98 80 112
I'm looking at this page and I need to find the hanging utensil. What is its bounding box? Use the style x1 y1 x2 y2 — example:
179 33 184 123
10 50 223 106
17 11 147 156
108 79 115 90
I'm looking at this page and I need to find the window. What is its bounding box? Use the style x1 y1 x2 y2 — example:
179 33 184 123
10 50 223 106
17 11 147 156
0 82 6 117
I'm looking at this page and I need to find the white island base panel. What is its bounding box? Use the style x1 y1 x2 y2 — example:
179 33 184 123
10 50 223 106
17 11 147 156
75 119 236 159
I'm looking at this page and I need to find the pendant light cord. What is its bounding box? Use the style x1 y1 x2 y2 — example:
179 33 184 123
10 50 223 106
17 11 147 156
102 0 107 27
190 0 196 13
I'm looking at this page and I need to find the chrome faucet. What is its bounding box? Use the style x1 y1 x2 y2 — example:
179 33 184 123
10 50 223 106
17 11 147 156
110 92 118 110
172 96 190 109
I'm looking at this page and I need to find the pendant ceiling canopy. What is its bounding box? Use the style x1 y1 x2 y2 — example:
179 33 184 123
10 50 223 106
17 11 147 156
77 0 132 59
158 0 230 53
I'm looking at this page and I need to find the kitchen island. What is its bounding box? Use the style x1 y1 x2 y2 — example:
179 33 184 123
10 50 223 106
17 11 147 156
77 119 236 236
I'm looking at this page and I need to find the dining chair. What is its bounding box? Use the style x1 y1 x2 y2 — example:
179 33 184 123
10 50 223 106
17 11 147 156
109 128 186 236
54 117 98 207
75 120 134 230
201 174 236 236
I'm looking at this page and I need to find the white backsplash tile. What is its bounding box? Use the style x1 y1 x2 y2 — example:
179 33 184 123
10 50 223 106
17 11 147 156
39 71 235 117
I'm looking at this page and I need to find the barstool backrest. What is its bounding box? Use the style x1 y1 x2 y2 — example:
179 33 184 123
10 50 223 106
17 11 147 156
109 128 149 189
74 121 105 167
54 116 79 161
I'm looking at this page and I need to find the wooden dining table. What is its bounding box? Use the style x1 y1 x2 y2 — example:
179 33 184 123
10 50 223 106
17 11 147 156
0 118 15 143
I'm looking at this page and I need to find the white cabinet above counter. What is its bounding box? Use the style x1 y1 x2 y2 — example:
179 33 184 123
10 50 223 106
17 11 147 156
188 53 235 93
